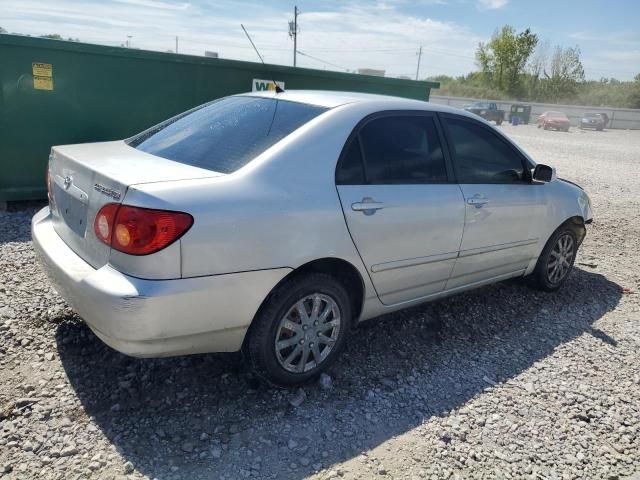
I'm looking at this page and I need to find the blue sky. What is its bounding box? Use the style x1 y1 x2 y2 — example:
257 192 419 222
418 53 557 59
2 0 639 80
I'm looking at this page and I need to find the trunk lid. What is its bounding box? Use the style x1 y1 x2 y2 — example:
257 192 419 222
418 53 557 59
49 140 222 269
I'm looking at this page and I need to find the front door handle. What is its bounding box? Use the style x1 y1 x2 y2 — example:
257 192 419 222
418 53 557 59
467 197 489 206
352 197 385 215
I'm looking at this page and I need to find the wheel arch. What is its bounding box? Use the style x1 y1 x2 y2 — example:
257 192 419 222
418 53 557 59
247 257 366 335
559 215 587 246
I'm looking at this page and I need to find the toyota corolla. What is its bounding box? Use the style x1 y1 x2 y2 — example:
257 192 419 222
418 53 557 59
32 91 593 385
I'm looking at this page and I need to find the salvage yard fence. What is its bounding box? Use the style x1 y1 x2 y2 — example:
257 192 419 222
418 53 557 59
430 95 640 130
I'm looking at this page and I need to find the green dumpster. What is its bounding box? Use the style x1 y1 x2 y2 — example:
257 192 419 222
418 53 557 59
0 34 439 202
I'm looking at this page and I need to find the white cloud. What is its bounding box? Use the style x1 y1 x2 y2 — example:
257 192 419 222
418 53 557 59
113 0 191 10
0 0 482 78
477 0 509 10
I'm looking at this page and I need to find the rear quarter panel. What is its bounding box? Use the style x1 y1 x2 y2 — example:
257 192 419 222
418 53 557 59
123 103 383 308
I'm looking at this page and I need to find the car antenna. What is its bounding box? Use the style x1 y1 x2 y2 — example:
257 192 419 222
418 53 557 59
241 23 284 93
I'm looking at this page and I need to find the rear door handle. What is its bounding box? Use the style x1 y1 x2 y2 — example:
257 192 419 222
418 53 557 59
352 198 385 214
467 197 489 206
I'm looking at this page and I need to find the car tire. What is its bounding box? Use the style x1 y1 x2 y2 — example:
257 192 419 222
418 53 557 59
528 225 578 292
244 273 352 386
543 124 549 130
496 119 503 126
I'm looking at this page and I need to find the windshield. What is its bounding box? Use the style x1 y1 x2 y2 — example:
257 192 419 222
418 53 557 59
584 113 600 118
127 96 328 174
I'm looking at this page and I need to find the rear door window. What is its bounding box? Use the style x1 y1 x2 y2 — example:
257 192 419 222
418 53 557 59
128 96 327 174
336 114 448 185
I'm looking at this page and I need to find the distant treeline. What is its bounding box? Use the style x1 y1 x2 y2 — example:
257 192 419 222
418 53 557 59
429 73 640 109
427 25 640 109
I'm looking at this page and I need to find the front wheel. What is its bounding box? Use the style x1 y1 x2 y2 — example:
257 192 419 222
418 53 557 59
245 273 352 386
529 226 578 291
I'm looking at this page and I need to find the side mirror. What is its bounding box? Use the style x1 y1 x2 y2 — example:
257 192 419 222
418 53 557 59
532 164 556 183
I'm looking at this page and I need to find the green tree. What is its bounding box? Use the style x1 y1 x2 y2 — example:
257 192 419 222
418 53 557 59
0 26 6 34
541 45 585 102
630 74 640 108
476 25 538 95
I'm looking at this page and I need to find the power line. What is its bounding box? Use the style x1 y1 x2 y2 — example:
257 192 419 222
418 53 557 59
296 50 348 71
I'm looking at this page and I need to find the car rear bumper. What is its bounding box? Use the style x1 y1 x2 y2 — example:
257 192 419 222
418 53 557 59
580 122 603 129
32 207 291 357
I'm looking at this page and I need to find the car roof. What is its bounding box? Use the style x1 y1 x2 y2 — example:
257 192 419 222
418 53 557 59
239 89 467 115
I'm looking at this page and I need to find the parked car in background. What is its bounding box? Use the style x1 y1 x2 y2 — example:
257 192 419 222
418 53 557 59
464 102 504 125
509 104 532 124
580 112 607 131
32 91 592 386
538 111 571 132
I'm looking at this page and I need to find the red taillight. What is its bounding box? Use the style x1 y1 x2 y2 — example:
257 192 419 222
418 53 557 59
94 203 120 244
94 204 193 255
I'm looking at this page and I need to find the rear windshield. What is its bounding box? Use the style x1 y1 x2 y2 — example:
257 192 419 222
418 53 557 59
127 96 328 173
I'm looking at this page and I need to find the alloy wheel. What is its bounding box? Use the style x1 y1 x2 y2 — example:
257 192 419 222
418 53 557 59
274 293 341 373
546 233 575 284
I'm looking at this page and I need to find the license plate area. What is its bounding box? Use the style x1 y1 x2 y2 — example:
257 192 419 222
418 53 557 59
53 183 88 238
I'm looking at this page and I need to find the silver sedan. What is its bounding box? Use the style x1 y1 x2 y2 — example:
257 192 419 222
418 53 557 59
32 91 593 385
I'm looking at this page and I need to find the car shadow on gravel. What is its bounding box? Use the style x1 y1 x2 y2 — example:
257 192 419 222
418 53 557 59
55 268 622 480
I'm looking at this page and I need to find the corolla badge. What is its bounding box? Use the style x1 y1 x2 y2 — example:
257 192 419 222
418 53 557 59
63 175 73 189
94 183 122 200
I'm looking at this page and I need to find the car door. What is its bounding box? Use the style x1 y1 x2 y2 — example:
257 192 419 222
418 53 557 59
439 113 547 289
336 112 465 305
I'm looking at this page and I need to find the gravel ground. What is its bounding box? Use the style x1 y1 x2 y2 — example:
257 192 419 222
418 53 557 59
1 125 639 480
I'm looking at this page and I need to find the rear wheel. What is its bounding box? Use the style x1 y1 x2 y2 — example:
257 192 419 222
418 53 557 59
529 226 578 291
245 273 352 386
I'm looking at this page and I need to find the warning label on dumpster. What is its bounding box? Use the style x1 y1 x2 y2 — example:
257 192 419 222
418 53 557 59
33 63 54 90
33 63 52 77
34 77 54 90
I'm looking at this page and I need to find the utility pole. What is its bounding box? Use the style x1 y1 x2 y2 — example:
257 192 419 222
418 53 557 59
415 45 423 80
289 6 299 67
126 35 132 48
175 36 178 54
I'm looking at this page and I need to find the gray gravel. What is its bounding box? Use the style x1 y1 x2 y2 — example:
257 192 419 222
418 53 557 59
1 125 640 480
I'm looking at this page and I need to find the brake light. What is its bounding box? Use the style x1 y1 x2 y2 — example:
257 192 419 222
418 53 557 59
94 204 193 255
94 203 120 244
